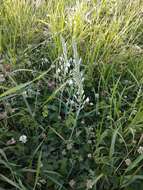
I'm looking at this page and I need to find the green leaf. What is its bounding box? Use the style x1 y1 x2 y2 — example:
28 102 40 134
121 175 143 188
92 174 104 189
0 149 8 161
33 150 42 190
0 174 21 190
43 82 67 105
125 154 143 173
0 69 51 100
109 129 119 159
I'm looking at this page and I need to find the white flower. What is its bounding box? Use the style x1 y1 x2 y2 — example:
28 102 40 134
81 120 85 124
44 58 48 62
132 109 137 115
68 79 73 85
65 62 70 68
65 67 69 73
82 77 85 82
86 179 93 189
69 179 76 188
70 100 75 105
87 153 92 158
39 179 46 185
85 97 90 103
107 115 110 119
79 89 84 95
19 135 27 143
0 74 5 82
51 64 56 69
137 146 143 154
67 143 73 150
57 68 61 73
125 158 131 166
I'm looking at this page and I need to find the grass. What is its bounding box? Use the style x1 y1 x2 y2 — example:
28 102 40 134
0 0 143 189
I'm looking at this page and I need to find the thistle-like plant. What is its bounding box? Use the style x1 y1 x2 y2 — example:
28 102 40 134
55 37 90 139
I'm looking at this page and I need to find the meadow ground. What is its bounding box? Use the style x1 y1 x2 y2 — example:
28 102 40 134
0 0 143 189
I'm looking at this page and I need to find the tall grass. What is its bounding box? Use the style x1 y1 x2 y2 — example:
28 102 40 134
0 0 143 190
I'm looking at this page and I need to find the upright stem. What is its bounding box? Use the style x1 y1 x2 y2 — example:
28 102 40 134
69 105 81 140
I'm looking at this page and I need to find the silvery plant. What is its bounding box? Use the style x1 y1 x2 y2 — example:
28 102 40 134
55 37 90 114
55 37 90 139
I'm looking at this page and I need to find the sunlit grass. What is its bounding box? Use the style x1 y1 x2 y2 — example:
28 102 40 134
0 0 143 190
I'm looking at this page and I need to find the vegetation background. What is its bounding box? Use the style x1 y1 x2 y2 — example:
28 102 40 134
0 0 143 189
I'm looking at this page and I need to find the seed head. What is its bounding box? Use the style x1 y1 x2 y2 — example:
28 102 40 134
125 158 131 166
